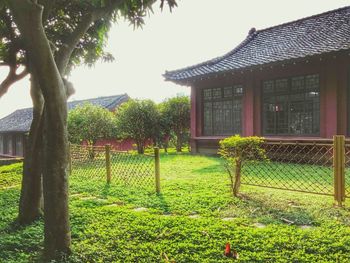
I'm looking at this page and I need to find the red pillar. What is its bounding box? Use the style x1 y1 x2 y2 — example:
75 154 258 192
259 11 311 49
190 86 198 152
323 59 338 138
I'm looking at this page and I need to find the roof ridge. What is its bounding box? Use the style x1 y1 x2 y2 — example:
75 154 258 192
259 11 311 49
164 33 256 77
256 5 350 34
68 94 126 104
164 5 350 83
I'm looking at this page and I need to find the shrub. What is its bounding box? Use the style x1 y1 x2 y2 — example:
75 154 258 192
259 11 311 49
219 135 266 197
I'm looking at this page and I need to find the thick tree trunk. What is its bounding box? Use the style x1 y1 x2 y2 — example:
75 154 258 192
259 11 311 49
18 75 44 224
8 1 71 258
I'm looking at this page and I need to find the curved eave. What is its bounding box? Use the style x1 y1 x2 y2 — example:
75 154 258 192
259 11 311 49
164 49 350 86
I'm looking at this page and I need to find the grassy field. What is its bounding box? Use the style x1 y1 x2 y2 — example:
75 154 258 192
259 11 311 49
0 153 350 262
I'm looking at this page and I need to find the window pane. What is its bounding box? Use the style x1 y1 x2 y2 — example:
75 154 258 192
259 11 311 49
203 102 212 135
233 85 243 96
203 89 212 100
291 76 305 91
275 79 288 93
202 87 242 135
213 101 224 135
223 87 232 98
263 74 320 136
263 81 274 94
233 99 242 134
212 88 222 99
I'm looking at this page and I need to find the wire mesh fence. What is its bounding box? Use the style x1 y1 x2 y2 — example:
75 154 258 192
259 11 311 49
241 141 334 196
70 144 158 192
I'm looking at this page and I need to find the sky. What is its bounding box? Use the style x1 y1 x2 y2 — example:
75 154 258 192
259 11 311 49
0 0 349 118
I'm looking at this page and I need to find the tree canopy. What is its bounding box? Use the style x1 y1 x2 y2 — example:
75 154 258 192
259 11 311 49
160 95 190 152
115 99 159 154
68 103 117 145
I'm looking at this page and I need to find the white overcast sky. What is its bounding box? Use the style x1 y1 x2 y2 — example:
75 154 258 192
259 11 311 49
0 0 349 118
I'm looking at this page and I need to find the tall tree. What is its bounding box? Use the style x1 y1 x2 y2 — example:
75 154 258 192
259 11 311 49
161 95 190 152
115 99 159 154
3 0 177 259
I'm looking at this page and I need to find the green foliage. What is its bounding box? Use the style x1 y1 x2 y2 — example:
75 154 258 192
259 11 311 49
219 135 266 162
1 155 350 262
115 99 159 154
219 135 266 196
159 95 190 152
67 103 117 145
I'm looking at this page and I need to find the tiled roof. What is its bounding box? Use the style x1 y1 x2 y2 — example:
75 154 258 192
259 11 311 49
0 94 129 133
164 6 350 83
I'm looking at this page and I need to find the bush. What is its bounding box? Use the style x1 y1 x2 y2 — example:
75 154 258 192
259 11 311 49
219 135 266 197
115 99 159 154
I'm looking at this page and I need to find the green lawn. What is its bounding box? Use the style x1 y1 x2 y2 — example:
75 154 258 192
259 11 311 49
1 153 350 262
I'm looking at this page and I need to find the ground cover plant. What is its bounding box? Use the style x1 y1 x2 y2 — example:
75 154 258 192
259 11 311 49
0 152 350 262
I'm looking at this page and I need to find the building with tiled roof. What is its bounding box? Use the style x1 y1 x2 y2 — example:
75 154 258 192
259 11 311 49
0 94 129 157
165 6 350 154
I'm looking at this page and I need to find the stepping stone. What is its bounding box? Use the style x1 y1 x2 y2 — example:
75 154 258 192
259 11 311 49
300 225 313 230
134 207 148 212
70 193 83 197
79 196 94 200
222 217 235 221
188 214 200 219
253 223 266 228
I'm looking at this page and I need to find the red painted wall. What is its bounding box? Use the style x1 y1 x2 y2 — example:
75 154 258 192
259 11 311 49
82 138 153 151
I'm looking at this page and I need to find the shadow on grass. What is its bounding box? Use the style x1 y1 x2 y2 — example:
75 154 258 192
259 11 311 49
156 193 171 214
236 192 317 225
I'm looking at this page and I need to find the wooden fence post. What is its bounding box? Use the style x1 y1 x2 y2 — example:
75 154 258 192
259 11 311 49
154 147 160 194
105 144 111 184
333 135 345 207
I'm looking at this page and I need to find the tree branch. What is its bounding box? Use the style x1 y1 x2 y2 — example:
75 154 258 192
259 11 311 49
55 0 123 75
0 66 28 98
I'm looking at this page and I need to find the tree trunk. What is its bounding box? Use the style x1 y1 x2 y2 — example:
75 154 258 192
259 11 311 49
136 140 144 154
8 1 71 258
176 133 182 152
233 159 242 197
18 75 44 224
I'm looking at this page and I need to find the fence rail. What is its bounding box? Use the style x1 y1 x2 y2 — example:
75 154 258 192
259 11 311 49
240 136 349 206
69 144 160 193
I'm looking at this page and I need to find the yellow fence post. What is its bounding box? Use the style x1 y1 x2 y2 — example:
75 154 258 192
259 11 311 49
154 147 161 194
105 144 111 184
333 135 345 207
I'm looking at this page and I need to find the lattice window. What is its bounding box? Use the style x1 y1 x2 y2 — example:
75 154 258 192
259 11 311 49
203 86 243 136
203 89 212 100
223 87 232 98
263 74 320 136
212 88 222 99
203 102 213 135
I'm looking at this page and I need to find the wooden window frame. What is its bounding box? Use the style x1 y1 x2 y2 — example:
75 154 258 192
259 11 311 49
262 74 320 136
201 85 243 136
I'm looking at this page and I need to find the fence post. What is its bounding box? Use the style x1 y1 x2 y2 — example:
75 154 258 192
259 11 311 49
333 135 345 207
154 147 161 194
105 144 111 184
